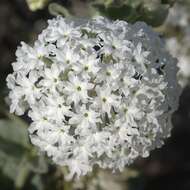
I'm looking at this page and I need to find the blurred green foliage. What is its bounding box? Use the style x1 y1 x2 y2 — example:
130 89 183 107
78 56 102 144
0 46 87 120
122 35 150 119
26 0 50 11
91 0 175 26
25 0 177 27
44 0 177 27
0 110 48 190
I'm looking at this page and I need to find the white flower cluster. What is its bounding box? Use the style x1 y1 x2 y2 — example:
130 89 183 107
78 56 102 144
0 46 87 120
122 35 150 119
7 16 180 178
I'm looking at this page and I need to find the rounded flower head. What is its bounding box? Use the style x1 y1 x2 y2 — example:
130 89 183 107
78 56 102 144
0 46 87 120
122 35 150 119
7 16 181 178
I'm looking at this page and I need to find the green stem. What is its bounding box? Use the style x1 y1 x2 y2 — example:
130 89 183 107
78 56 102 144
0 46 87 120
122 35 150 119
48 3 71 17
15 157 30 190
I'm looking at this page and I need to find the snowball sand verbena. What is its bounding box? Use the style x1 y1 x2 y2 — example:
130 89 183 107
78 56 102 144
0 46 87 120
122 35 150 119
7 16 181 178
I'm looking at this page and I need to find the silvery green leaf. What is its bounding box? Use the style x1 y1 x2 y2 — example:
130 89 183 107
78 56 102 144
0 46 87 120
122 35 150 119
28 154 48 174
31 174 44 190
0 118 30 148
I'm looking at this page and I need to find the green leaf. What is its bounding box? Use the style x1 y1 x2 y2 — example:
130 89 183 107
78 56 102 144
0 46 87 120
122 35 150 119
0 136 29 160
31 174 44 190
14 157 31 190
93 4 133 20
28 154 48 174
0 153 21 180
139 3 169 27
92 0 172 26
0 119 30 148
0 113 49 189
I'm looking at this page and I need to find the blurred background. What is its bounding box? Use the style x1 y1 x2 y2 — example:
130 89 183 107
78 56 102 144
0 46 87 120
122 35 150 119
0 0 190 190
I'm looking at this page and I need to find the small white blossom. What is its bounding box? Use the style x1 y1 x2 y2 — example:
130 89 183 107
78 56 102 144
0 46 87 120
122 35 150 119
133 42 150 64
63 74 94 105
7 16 180 179
94 85 120 116
69 105 101 135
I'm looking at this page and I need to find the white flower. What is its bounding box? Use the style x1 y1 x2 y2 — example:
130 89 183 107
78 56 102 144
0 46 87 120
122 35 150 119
28 106 53 133
40 63 62 90
63 74 94 105
55 44 79 67
115 102 144 127
43 94 73 122
95 64 122 86
65 159 92 180
41 17 81 46
118 125 139 144
12 41 48 74
69 105 101 135
72 53 100 76
94 85 120 116
7 16 180 179
133 42 150 64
